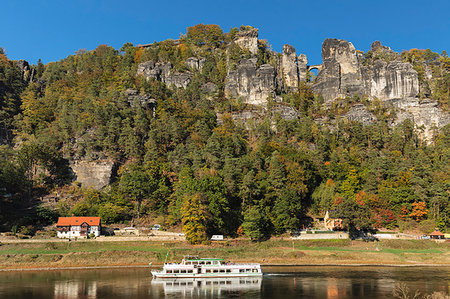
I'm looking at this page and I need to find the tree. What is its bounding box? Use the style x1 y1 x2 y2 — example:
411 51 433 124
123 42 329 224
242 206 271 241
186 24 224 47
119 163 158 218
409 202 428 221
181 193 210 244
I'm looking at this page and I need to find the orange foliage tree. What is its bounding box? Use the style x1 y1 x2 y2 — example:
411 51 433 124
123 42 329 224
409 202 428 221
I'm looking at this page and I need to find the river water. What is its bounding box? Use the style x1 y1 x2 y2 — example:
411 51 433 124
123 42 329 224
0 266 448 298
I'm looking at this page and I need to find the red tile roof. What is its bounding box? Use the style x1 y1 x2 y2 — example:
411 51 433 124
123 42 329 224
429 230 444 236
56 217 101 226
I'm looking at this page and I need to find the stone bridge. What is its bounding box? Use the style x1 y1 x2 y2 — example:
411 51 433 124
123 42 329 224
307 64 323 72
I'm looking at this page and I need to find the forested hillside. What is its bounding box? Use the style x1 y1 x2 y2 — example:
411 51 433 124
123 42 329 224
0 25 449 243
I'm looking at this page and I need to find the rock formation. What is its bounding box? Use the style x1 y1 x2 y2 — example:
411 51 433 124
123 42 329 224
298 54 308 82
71 160 115 190
137 60 192 88
17 60 35 83
313 39 420 102
224 58 276 106
124 88 156 110
234 28 259 54
281 44 299 91
342 104 376 125
388 98 450 141
313 39 365 102
185 57 206 71
367 60 419 100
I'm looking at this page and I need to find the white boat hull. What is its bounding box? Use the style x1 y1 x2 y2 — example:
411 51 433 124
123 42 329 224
151 271 262 279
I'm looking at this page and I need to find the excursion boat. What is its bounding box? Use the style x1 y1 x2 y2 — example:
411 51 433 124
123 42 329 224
151 256 262 278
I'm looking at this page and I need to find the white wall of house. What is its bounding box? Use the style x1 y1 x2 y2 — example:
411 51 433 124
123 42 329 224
57 225 101 238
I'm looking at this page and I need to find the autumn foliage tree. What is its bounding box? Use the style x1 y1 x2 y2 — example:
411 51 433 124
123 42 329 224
185 24 224 47
409 202 428 221
181 193 210 244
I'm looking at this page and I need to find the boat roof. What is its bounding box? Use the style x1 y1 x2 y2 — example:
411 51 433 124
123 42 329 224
184 257 224 261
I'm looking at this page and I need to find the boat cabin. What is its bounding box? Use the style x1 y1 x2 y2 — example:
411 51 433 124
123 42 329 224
154 256 261 278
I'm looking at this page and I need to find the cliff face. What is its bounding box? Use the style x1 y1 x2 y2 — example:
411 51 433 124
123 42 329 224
137 60 192 88
135 32 448 142
312 39 420 102
224 58 276 106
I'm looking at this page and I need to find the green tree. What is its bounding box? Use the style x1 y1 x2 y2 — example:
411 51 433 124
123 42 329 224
242 206 271 241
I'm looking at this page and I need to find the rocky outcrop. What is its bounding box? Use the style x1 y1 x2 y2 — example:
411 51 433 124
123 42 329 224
272 105 299 121
137 60 192 88
281 44 299 91
201 82 218 93
185 57 206 71
124 89 156 109
224 58 276 106
234 28 258 54
367 60 419 100
388 98 450 141
71 160 115 190
298 54 308 82
313 39 365 102
313 39 420 103
342 104 376 125
17 60 35 83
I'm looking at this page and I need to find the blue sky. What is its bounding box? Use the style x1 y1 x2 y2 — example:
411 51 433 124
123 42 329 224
2 0 449 65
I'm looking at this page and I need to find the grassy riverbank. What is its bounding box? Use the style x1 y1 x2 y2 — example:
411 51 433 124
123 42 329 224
0 239 448 270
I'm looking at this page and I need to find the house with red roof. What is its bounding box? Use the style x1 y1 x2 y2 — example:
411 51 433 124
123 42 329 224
56 217 101 238
429 228 445 240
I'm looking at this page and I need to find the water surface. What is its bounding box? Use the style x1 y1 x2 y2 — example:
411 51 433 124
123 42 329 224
0 266 448 298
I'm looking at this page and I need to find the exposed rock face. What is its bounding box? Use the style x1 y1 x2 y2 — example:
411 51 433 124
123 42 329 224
298 54 308 82
313 39 420 102
272 105 299 121
368 60 419 100
71 160 115 190
224 58 276 106
313 39 365 102
124 88 156 109
17 60 35 83
201 82 218 93
234 28 258 54
342 104 376 125
388 98 450 141
282 44 299 91
185 57 206 71
137 60 192 88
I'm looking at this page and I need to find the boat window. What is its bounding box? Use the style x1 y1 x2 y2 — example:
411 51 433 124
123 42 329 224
220 269 225 273
213 269 218 273
167 270 172 274
206 281 211 285
253 269 258 272
226 269 231 273
174 270 179 273
181 270 186 273
239 269 245 273
188 270 193 273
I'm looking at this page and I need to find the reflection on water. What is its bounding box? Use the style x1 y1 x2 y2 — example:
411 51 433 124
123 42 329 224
0 266 448 299
54 281 97 298
152 277 262 298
